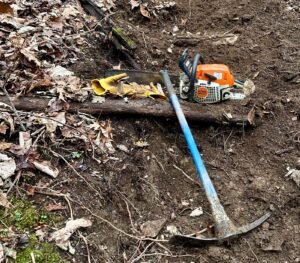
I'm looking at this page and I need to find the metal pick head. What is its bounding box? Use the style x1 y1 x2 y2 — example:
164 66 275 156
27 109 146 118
169 212 271 246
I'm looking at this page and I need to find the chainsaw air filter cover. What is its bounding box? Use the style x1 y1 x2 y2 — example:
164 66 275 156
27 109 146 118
193 81 222 103
179 74 245 103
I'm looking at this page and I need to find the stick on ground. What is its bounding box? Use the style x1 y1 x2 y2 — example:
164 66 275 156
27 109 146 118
0 96 254 127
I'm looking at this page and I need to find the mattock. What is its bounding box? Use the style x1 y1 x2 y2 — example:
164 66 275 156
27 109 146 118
160 70 271 246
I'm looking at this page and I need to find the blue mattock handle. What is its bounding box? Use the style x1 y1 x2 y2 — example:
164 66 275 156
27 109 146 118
160 70 218 199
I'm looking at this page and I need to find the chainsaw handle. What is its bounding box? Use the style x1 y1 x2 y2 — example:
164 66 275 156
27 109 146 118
178 49 205 79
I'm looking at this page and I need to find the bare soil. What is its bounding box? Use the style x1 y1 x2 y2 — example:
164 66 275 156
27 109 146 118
34 0 300 262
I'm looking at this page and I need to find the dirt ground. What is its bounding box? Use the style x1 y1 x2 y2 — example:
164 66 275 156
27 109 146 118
8 0 299 262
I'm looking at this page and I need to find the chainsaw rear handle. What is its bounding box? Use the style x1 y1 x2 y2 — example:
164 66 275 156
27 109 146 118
178 49 205 79
178 49 205 101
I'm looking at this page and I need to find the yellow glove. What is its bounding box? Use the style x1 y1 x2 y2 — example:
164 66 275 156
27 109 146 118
92 73 128 96
91 73 167 100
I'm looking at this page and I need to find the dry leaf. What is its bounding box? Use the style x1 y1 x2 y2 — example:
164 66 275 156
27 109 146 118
62 5 81 19
47 99 69 113
61 127 81 138
0 124 9 134
117 144 129 153
49 218 92 251
17 26 37 35
134 140 149 147
0 112 14 133
9 144 29 156
140 218 167 238
0 14 25 29
94 0 115 12
0 153 16 180
0 2 13 16
46 203 66 212
28 78 52 93
34 112 66 134
130 0 140 9
189 207 203 217
285 169 300 187
243 79 256 96
24 184 35 196
154 1 176 10
19 131 32 153
247 107 256 125
0 243 4 262
48 66 74 78
55 76 88 102
140 5 151 19
33 160 59 178
20 48 41 67
9 34 25 48
112 63 121 70
0 192 10 208
0 142 12 151
48 16 64 30
213 34 239 45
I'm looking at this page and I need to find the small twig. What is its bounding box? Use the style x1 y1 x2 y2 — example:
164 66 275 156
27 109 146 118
123 198 140 234
142 32 148 50
31 126 45 136
151 152 166 174
275 146 295 155
118 191 140 215
155 242 172 255
206 161 231 178
50 179 69 189
143 253 194 258
64 195 74 220
142 32 151 62
131 242 154 263
47 148 103 201
128 240 143 262
30 252 36 263
222 26 238 36
188 0 192 20
176 33 237 40
73 199 168 243
139 177 160 199
186 226 210 237
223 129 233 152
74 199 140 241
173 164 200 187
130 235 172 262
0 87 26 131
33 188 74 219
32 128 45 147
244 239 260 263
6 171 22 195
78 231 91 263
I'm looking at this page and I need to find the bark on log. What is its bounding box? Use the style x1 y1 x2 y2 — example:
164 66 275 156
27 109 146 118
0 96 253 126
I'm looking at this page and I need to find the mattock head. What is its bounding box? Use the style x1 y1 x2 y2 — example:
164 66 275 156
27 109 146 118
169 212 271 246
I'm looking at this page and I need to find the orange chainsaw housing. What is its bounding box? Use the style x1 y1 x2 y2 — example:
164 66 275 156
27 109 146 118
195 64 235 86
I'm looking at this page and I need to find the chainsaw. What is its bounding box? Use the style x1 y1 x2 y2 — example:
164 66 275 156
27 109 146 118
178 49 248 103
104 49 254 104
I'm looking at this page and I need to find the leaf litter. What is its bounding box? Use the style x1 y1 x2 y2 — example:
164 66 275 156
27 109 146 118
0 0 296 262
0 0 117 261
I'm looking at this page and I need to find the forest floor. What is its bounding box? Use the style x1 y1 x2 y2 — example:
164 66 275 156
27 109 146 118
0 0 299 262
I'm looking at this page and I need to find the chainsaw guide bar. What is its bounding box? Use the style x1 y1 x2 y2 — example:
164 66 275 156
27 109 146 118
105 69 179 86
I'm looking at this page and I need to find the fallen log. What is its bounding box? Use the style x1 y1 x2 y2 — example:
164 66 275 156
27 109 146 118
0 96 254 126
